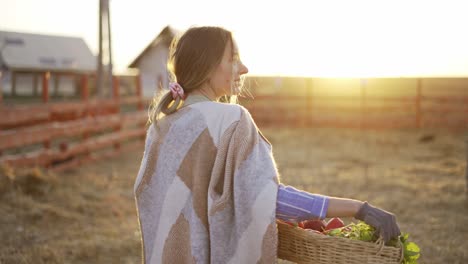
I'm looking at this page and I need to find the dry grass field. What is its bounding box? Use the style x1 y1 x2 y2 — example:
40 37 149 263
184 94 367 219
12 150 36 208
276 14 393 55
1 126 467 264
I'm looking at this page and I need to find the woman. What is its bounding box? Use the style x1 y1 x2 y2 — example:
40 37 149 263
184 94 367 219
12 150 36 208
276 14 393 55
134 26 400 264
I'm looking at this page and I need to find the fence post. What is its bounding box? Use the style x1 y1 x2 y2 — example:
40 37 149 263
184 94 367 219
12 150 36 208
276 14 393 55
415 78 422 129
42 71 50 103
42 71 51 152
113 75 121 151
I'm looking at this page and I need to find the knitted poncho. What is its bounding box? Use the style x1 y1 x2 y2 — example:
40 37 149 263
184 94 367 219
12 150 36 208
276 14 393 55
134 98 280 263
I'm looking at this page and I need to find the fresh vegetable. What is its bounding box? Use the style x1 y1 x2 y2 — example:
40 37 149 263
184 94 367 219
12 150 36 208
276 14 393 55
324 221 376 242
300 219 326 231
324 217 345 230
387 233 421 264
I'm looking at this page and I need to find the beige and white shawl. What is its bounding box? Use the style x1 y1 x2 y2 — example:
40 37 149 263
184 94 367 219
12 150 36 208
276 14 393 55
134 97 280 263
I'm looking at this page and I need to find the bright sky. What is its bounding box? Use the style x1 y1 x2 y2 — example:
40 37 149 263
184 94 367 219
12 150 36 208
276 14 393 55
1 0 467 77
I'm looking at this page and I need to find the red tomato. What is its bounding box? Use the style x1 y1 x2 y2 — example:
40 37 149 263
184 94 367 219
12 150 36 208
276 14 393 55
325 217 345 230
301 219 326 232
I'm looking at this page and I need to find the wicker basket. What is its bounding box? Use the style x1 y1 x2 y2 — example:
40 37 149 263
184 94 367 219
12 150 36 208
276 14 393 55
277 220 404 264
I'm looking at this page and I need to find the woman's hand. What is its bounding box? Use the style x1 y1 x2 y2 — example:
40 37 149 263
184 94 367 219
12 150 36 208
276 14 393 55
355 202 401 243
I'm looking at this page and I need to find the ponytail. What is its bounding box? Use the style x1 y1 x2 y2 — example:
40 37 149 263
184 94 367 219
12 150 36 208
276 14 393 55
148 91 182 125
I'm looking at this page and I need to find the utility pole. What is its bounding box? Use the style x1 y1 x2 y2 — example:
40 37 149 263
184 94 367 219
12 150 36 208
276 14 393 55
97 0 113 98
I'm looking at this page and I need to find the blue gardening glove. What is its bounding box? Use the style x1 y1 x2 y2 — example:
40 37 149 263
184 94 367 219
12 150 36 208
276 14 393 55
355 202 401 243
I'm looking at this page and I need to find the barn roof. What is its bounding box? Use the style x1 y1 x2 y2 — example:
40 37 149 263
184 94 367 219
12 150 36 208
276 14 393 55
0 30 95 73
128 25 178 68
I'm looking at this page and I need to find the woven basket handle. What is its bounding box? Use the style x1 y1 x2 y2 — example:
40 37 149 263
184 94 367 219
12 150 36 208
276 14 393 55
375 237 405 263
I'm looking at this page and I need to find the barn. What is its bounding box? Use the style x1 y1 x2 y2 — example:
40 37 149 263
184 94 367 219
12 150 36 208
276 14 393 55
0 30 95 100
127 25 178 98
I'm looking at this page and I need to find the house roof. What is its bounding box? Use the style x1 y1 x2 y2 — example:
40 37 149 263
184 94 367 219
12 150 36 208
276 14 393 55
0 30 96 73
128 25 178 68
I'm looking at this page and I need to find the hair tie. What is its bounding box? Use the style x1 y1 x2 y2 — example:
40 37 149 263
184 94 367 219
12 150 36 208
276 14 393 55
169 82 186 100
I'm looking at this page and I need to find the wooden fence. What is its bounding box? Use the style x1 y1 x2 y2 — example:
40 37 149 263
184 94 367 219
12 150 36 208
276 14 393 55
0 74 150 171
2 76 467 171
241 78 468 130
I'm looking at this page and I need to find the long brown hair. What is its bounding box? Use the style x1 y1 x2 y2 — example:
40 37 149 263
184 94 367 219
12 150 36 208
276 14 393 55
149 26 233 124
